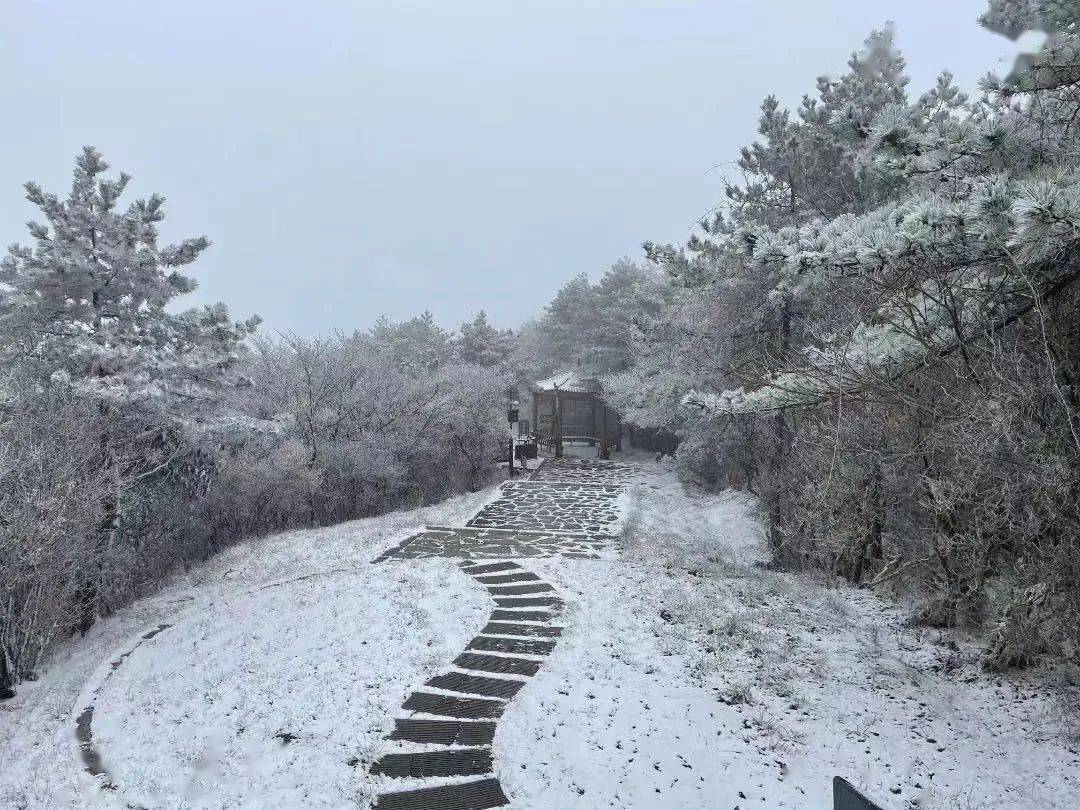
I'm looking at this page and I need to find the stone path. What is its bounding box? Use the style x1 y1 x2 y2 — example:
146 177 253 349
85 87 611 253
73 622 176 792
369 458 635 809
466 480 622 534
371 525 611 562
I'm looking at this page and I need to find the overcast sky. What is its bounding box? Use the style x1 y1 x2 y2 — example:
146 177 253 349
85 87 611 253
2 1 1018 335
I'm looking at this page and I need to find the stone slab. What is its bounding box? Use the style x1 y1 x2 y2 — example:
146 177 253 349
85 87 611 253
452 652 542 676
472 572 541 584
482 622 563 638
462 561 520 575
486 583 555 595
374 778 508 810
493 596 562 608
468 636 556 656
371 748 493 779
387 719 496 746
425 671 524 699
401 692 504 719
488 609 555 622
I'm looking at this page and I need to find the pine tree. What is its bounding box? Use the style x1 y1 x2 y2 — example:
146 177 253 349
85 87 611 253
369 310 450 372
1 147 259 409
0 147 259 633
612 7 1080 669
453 311 514 367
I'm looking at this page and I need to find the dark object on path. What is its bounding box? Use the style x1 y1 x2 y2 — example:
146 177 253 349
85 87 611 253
833 777 885 810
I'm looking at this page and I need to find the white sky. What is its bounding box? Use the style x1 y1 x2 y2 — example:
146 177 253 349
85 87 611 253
1 0 1018 334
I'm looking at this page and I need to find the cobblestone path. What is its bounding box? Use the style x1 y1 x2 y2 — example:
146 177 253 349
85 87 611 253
369 458 634 809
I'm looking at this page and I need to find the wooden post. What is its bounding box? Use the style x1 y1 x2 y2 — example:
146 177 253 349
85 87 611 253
600 403 610 459
591 397 598 455
554 391 563 458
508 437 515 478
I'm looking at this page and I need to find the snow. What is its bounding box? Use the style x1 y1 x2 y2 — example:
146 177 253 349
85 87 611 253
494 469 1080 808
532 370 598 394
3 460 1078 809
0 488 493 809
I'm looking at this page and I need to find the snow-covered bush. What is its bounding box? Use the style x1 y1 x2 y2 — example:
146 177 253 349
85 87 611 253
234 330 513 530
0 373 107 696
0 148 257 695
604 7 1080 670
0 152 513 697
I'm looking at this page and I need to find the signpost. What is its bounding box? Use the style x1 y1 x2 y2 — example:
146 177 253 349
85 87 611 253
507 406 518 478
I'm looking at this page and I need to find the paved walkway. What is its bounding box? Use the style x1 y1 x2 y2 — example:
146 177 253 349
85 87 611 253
369 458 635 809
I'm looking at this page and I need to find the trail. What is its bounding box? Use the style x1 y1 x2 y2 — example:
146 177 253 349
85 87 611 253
369 458 636 809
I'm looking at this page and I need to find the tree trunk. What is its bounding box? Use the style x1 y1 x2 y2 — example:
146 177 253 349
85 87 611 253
0 631 16 699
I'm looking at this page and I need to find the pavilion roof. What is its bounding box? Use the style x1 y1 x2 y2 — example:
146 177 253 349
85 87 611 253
533 369 601 394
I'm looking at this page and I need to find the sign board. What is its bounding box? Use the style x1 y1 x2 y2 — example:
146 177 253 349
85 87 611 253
507 408 519 423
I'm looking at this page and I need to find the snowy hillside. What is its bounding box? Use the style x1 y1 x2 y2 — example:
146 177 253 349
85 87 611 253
2 460 1076 808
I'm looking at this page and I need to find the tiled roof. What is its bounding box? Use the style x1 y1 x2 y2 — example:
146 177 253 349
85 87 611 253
533 370 600 394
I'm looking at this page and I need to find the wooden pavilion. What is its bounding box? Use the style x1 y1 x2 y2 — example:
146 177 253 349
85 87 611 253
526 370 621 458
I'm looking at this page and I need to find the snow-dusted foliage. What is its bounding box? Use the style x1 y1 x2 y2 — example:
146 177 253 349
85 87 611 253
0 149 259 696
0 152 514 698
453 310 515 368
223 329 513 532
524 258 673 378
604 8 1080 670
0 147 259 411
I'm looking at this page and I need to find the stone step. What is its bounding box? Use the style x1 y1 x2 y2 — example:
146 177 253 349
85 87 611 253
468 636 556 656
482 622 563 639
461 561 520 575
374 778 508 810
493 596 562 608
425 671 524 699
488 609 555 622
453 652 542 677
371 748 493 779
401 692 504 719
472 572 541 585
386 719 496 746
486 583 555 595
438 525 597 539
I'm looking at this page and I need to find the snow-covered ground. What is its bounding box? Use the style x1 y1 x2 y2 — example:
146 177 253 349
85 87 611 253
496 466 1080 808
0 489 494 809
3 459 1078 808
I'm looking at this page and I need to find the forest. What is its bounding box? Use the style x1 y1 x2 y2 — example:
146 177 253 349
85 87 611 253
3 0 1079 702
